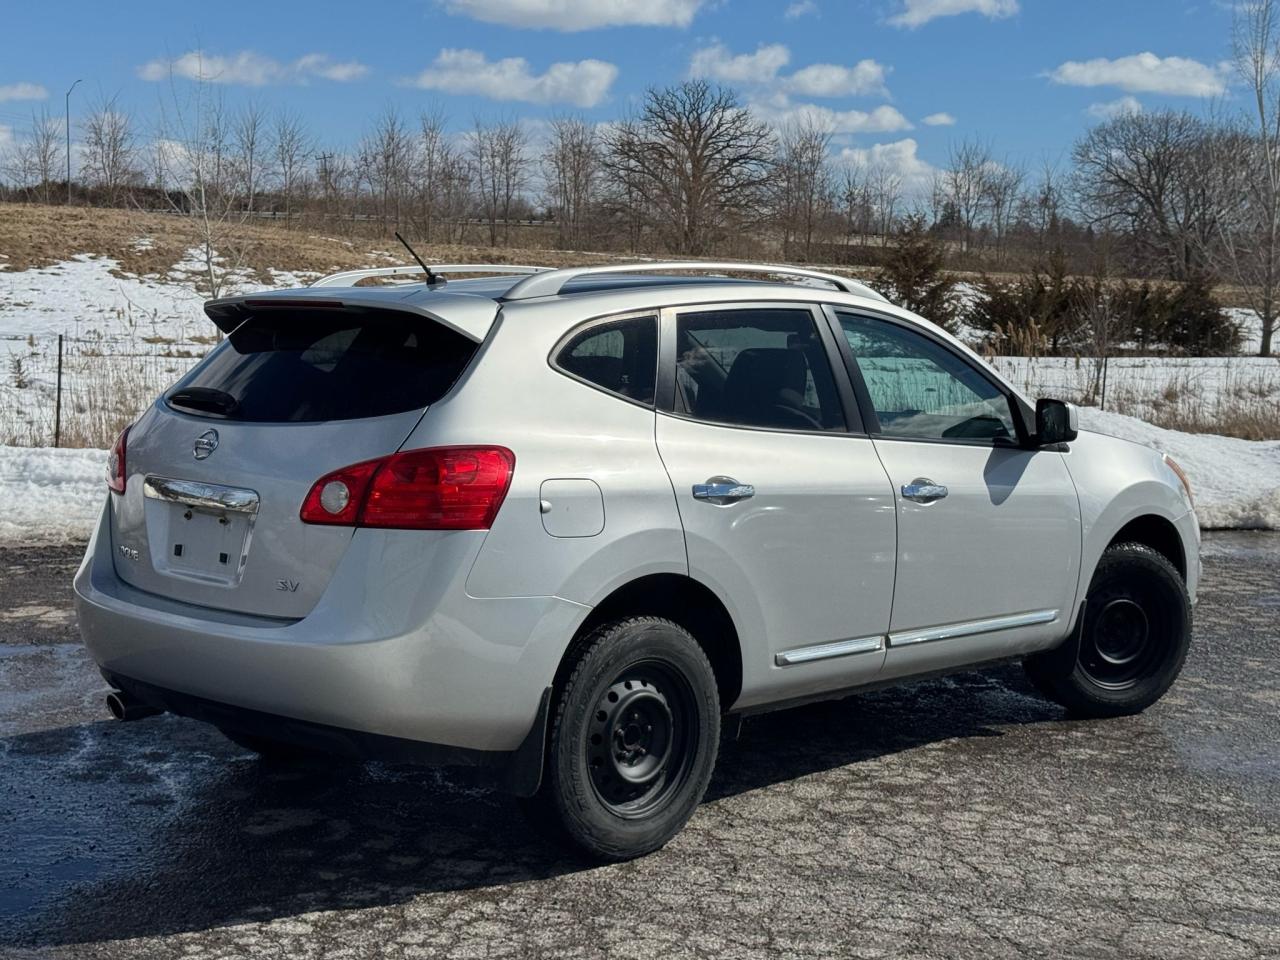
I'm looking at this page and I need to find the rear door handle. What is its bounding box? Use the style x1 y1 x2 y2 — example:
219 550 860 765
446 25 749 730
692 477 755 505
901 478 948 504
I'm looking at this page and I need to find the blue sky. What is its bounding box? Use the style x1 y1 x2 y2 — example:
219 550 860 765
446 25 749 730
0 0 1241 189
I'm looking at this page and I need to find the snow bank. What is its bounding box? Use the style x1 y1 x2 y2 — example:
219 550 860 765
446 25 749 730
1078 407 1280 529
0 445 106 543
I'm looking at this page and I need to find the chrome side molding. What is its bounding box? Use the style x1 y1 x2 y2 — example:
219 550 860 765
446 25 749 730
143 476 261 515
775 634 884 666
888 608 1059 647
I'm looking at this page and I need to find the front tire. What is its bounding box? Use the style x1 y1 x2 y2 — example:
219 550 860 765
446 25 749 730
524 617 721 862
1026 542 1191 718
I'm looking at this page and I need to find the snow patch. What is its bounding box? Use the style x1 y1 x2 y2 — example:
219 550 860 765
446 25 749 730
0 445 105 543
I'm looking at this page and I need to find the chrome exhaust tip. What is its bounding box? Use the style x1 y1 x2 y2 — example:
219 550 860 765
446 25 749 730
105 690 161 722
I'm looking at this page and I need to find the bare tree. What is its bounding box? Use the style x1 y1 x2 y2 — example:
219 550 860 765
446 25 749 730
602 80 775 256
416 107 451 242
543 116 600 249
942 138 995 252
470 118 528 246
81 95 140 204
775 116 833 260
868 160 903 238
2 109 64 203
1219 0 1280 355
232 104 267 212
1072 110 1227 281
152 78 253 299
985 163 1025 262
360 106 413 230
273 110 314 227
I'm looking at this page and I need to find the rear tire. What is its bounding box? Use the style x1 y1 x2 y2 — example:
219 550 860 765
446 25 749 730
522 617 720 862
1025 542 1191 718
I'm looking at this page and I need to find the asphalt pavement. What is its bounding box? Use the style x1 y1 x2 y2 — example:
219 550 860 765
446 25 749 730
1 534 1277 959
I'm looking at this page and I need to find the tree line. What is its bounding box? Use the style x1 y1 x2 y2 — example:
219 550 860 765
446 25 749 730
5 2 1280 355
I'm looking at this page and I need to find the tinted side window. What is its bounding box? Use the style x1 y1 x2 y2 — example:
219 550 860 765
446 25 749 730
675 308 845 432
555 315 658 406
837 313 1015 442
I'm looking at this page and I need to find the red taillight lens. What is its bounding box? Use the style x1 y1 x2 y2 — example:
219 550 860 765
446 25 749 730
299 458 382 525
106 426 129 493
299 446 515 530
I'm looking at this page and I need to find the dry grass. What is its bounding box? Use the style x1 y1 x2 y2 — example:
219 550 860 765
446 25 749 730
0 203 625 286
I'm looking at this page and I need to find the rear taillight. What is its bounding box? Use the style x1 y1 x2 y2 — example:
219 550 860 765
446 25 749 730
300 446 515 530
106 426 129 493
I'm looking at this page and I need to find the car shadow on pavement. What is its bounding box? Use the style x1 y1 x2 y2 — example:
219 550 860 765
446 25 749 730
4 664 1062 949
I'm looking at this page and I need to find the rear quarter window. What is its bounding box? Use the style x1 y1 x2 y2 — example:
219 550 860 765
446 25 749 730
552 314 658 406
166 307 477 422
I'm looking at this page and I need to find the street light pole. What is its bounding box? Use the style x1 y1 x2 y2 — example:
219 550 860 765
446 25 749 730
65 79 82 205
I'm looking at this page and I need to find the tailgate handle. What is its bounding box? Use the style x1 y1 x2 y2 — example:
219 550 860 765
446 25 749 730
143 476 260 515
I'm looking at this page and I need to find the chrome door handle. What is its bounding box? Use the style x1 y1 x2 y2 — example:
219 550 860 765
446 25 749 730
901 478 948 504
692 477 755 505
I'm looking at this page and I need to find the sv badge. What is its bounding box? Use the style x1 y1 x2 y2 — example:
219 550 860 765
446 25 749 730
275 579 300 592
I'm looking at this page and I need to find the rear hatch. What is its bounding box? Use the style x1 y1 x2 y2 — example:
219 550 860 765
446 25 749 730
110 298 485 618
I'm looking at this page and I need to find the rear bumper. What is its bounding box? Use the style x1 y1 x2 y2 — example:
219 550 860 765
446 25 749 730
74 503 585 757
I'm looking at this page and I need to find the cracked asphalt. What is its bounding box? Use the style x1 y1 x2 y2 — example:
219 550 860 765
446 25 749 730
1 533 1278 959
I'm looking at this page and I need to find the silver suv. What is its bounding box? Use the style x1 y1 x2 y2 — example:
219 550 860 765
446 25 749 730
75 262 1199 860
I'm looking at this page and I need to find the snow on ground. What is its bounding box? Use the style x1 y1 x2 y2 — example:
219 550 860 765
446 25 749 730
0 409 1274 544
1078 407 1280 530
0 445 106 543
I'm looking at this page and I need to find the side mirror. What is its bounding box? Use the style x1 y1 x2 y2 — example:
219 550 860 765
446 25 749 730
1036 398 1078 446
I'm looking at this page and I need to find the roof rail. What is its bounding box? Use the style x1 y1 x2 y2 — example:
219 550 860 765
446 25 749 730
500 261 887 303
310 264 553 288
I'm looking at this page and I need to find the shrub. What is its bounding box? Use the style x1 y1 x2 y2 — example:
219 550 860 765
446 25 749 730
876 216 961 332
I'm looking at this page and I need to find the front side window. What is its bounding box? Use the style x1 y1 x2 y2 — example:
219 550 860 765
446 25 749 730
837 313 1015 442
554 314 658 406
674 308 845 432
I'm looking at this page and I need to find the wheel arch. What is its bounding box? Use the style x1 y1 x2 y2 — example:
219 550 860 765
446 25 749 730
559 574 744 712
1106 513 1186 580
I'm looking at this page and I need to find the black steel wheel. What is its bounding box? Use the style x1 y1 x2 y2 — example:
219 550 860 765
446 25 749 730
1025 542 1191 718
522 617 720 861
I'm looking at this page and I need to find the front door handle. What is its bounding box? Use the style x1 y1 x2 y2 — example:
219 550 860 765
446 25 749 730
692 476 755 505
902 478 948 504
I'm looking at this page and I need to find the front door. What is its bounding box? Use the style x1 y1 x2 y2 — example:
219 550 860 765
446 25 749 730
656 304 897 709
830 310 1082 680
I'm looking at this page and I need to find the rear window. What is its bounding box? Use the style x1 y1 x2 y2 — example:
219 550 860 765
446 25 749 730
167 308 477 422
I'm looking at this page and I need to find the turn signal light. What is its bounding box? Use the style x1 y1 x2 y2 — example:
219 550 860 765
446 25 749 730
300 446 515 530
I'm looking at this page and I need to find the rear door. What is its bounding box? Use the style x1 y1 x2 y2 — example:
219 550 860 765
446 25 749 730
654 303 897 708
110 303 482 618
828 309 1081 678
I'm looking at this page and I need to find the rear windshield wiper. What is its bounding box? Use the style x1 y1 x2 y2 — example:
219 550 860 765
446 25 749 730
167 387 239 417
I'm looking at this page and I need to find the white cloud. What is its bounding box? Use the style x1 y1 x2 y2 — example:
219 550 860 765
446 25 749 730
786 61 889 98
690 43 792 86
0 82 48 102
1086 95 1143 119
755 100 913 134
784 1 819 18
1047 52 1226 97
921 112 956 126
440 0 704 30
690 43 889 97
889 0 1018 28
138 51 368 86
404 49 618 107
838 138 938 193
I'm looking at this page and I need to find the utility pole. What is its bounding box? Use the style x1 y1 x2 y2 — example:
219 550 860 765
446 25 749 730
65 79 82 205
317 152 334 219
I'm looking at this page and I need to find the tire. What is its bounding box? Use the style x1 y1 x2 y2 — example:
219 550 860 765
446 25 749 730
218 727 311 761
522 617 721 862
1025 542 1191 718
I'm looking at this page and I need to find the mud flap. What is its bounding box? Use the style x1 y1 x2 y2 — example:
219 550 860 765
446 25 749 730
503 686 552 797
